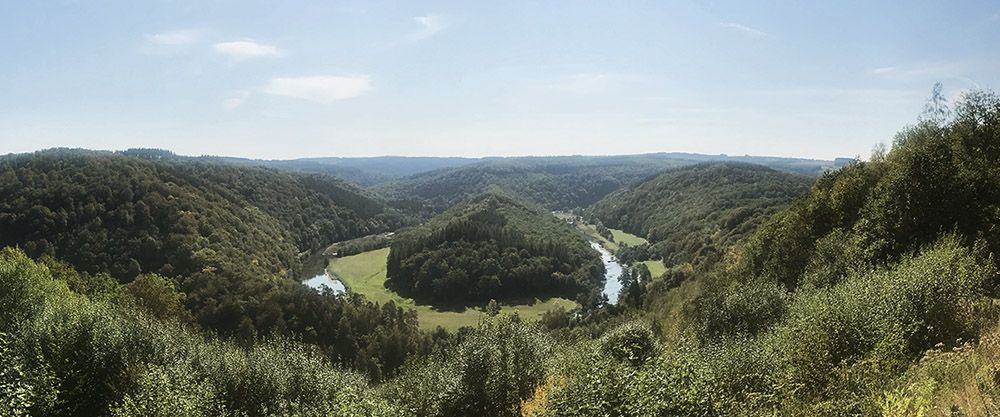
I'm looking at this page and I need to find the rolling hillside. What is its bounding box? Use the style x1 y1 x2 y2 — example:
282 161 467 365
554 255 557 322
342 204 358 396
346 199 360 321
0 150 427 379
386 193 604 306
590 162 812 267
375 154 837 212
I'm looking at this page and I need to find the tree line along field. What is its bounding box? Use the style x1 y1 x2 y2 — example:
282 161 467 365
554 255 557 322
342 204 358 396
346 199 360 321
326 247 576 331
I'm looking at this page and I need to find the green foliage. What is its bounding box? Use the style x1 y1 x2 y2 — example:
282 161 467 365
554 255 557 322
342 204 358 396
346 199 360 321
387 193 603 306
0 247 50 331
541 333 718 417
126 274 194 324
376 156 693 211
557 237 994 415
0 247 401 417
377 154 831 212
0 332 57 417
385 315 551 417
591 163 811 269
109 363 224 417
326 232 394 257
0 151 429 379
539 307 572 330
595 223 614 242
0 150 406 283
773 237 994 404
485 299 501 316
5 92 1000 416
598 322 657 366
724 92 1000 292
665 91 1000 414
689 278 789 341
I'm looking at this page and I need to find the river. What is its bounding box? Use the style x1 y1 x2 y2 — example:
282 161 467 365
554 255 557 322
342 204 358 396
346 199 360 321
302 271 346 294
302 242 624 304
590 241 625 305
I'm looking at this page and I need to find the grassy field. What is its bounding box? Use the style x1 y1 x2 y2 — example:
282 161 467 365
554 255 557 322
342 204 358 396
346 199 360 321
557 213 646 253
641 260 667 279
327 248 576 331
611 228 648 247
555 212 667 279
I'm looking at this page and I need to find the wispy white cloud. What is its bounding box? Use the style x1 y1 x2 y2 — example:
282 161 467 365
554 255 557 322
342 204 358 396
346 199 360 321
871 62 965 80
144 29 203 46
410 13 450 41
213 40 282 60
719 23 768 38
263 75 372 104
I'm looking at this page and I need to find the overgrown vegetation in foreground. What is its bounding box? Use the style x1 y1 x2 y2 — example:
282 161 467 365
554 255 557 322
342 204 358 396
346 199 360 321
0 246 565 416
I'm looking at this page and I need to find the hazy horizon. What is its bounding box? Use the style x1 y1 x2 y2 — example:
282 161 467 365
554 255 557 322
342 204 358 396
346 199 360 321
3 1 998 160
5 146 851 162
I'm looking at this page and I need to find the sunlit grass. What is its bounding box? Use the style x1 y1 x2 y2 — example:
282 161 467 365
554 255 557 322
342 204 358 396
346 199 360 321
610 228 648 246
641 260 667 279
327 248 576 331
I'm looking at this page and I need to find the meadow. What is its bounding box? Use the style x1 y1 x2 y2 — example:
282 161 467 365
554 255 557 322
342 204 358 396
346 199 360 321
327 248 576 331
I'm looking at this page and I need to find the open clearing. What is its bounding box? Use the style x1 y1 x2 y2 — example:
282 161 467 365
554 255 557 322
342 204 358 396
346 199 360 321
610 228 648 247
555 212 647 253
555 212 667 279
327 248 576 331
641 260 667 278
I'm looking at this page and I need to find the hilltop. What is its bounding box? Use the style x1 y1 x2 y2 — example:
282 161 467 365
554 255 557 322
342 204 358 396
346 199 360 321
386 193 604 306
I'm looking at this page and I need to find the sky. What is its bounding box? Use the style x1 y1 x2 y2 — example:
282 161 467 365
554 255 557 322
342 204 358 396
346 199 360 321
1 1 999 160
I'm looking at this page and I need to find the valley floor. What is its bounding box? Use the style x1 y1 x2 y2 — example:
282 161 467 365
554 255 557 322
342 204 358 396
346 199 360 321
326 248 576 331
555 212 668 279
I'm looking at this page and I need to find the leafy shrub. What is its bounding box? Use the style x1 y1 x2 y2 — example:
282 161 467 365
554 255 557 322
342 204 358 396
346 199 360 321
689 278 789 341
387 315 551 417
0 248 400 417
598 322 657 366
772 236 994 409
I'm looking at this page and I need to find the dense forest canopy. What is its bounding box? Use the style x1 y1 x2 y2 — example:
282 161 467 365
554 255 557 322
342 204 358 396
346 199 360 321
590 162 812 268
0 150 429 380
375 154 835 212
188 154 480 187
386 193 604 306
0 149 407 280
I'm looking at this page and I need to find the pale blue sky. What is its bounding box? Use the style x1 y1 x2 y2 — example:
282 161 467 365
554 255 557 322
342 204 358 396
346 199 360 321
2 1 998 160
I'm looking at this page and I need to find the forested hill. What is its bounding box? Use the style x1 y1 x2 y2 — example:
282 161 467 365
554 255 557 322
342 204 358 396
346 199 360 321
0 149 410 281
634 91 1000 414
375 154 837 212
386 193 604 306
209 155 480 186
121 148 836 188
117 148 480 186
590 162 812 267
0 150 430 373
